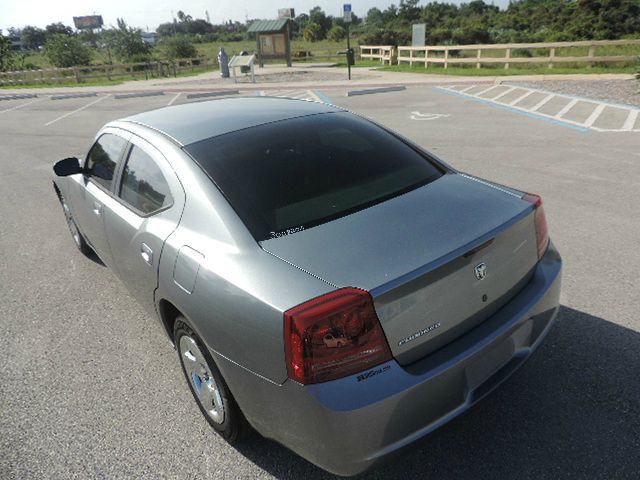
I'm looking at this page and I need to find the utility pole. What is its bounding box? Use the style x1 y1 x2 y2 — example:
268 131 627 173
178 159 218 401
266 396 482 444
343 4 353 80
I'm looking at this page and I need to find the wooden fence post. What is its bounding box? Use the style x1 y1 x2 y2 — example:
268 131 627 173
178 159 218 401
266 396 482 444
476 49 481 69
588 45 596 68
549 47 555 69
444 48 449 69
425 48 429 68
409 49 414 67
73 67 80 83
504 48 511 69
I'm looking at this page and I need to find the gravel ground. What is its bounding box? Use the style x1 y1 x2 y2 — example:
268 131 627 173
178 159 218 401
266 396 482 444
506 78 640 107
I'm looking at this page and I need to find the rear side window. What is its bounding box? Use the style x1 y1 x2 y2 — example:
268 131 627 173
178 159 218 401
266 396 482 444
119 145 172 215
86 133 127 190
185 111 444 241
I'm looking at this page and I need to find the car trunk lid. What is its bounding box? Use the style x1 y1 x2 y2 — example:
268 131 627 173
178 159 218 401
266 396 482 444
261 173 539 365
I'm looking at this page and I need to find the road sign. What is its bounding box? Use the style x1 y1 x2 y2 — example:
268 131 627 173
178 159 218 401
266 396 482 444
343 4 352 23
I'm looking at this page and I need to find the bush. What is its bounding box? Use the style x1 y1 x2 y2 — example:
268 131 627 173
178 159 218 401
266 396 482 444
303 23 322 42
327 26 347 42
102 19 152 62
360 28 410 47
44 34 92 67
162 35 198 59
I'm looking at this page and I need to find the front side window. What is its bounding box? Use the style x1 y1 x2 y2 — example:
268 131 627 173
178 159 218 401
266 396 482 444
85 133 127 190
119 145 172 215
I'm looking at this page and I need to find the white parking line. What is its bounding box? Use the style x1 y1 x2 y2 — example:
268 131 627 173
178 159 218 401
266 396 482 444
555 99 578 118
0 97 42 114
508 90 534 106
260 89 319 102
438 84 640 132
530 94 555 112
622 110 638 131
44 95 110 126
167 92 181 106
491 86 516 101
584 104 606 127
473 85 500 97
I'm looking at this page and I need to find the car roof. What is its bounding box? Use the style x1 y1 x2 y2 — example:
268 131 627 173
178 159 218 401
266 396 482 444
120 96 344 146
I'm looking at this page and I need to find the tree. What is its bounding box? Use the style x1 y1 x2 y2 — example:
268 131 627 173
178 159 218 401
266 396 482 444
21 26 46 50
399 0 421 23
303 22 322 42
162 35 197 59
309 7 331 38
45 22 73 38
102 19 151 62
366 8 384 26
0 34 16 71
44 34 92 67
327 25 347 42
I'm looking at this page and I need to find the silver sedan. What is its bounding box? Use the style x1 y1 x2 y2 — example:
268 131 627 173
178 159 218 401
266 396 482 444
52 97 561 476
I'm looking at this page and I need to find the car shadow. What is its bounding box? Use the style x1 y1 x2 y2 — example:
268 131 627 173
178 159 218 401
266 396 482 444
85 248 105 266
232 306 640 479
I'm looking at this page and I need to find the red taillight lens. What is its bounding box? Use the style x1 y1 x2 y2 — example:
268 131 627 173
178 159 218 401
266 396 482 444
522 192 549 259
284 288 392 384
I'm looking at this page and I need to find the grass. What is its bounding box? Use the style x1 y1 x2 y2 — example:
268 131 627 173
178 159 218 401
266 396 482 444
376 63 638 76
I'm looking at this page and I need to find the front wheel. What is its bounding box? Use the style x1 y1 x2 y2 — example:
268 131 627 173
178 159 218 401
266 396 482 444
59 193 93 257
174 318 250 443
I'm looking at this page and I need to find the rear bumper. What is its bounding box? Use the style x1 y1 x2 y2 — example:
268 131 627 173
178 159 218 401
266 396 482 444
218 242 562 476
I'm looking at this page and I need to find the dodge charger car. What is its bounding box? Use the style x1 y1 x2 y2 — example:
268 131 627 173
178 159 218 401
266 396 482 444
52 97 562 476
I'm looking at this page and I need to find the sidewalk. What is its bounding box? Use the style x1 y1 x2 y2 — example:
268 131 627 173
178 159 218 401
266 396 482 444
0 63 635 96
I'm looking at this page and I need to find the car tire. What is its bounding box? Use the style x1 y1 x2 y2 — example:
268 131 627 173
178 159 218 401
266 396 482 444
174 317 251 443
59 192 93 257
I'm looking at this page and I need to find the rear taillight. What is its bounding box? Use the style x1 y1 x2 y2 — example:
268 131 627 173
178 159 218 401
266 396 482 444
522 192 549 259
284 287 392 384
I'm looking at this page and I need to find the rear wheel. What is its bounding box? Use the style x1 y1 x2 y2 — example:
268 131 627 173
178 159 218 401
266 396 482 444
59 193 93 256
174 317 250 443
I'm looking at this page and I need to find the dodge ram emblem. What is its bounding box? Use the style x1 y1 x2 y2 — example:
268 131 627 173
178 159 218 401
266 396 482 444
474 262 487 280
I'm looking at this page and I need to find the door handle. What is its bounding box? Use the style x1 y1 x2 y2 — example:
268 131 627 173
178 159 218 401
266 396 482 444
92 201 102 216
141 243 153 265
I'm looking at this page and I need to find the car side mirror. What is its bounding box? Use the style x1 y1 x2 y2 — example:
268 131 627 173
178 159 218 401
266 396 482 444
54 157 82 176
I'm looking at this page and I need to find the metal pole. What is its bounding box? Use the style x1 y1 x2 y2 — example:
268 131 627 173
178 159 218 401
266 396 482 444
347 23 351 80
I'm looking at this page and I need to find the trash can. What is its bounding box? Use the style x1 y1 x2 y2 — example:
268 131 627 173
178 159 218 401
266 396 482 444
218 48 229 78
239 51 251 74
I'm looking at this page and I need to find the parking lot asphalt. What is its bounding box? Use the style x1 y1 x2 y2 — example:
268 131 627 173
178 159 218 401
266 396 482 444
1 86 639 479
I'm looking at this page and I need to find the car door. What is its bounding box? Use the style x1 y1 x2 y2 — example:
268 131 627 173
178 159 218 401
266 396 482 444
67 130 130 267
101 135 185 316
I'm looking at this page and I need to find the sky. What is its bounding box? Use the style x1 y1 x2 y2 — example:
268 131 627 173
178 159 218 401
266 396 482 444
1 0 510 33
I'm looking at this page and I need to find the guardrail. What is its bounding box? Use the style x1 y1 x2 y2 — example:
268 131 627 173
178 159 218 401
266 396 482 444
0 57 216 86
359 45 395 65
397 39 640 69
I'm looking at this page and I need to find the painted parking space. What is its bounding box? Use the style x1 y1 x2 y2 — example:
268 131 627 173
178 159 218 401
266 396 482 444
438 84 640 132
0 96 42 114
258 89 322 102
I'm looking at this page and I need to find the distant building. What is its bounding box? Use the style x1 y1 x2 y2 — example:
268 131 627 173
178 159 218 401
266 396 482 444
9 36 24 52
140 31 157 45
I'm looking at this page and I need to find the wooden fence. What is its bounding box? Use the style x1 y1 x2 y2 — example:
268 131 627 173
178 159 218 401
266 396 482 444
0 57 217 86
359 45 395 65
396 39 640 69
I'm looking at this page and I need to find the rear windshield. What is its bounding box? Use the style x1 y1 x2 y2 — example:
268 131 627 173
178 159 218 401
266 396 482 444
184 111 444 241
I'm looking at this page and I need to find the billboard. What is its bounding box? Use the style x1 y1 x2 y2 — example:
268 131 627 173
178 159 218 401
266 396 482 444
412 23 426 47
73 15 104 30
277 8 295 19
